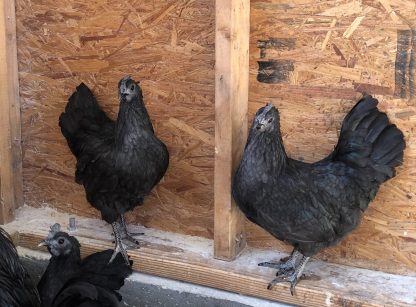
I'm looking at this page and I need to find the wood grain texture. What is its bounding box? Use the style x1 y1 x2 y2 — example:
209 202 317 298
0 0 23 224
16 0 215 237
15 0 416 275
214 0 250 260
4 207 416 307
248 0 416 275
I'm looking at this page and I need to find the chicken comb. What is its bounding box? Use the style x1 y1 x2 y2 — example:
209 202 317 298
121 75 132 81
263 102 274 114
118 75 140 89
47 223 61 239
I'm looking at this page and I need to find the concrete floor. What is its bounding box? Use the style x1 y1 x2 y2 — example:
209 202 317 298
21 255 289 307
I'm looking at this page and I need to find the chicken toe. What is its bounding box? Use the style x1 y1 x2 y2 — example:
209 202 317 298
265 252 309 295
120 214 145 237
258 249 301 276
122 234 141 249
109 222 130 265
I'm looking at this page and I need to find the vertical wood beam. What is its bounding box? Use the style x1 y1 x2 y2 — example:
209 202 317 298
0 0 23 224
214 0 250 260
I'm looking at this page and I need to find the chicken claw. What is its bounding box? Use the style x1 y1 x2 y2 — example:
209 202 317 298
120 214 144 238
258 249 301 276
258 260 295 276
267 272 299 295
121 234 141 249
262 250 309 295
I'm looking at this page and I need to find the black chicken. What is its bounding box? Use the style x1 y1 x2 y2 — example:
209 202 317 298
232 96 405 294
38 223 132 307
59 76 169 263
0 227 40 307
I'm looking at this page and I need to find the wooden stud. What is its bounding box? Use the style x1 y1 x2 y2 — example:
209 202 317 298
214 0 250 260
0 0 23 224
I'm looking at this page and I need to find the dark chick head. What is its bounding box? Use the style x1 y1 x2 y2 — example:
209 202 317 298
118 75 142 103
252 102 280 133
39 223 80 257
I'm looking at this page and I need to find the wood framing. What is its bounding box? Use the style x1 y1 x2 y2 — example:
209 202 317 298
0 0 22 224
5 207 416 307
214 0 250 260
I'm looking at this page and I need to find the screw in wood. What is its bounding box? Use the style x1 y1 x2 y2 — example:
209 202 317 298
67 217 77 233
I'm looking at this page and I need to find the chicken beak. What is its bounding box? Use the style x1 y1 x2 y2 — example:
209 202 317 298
119 91 128 101
38 240 48 247
255 112 268 131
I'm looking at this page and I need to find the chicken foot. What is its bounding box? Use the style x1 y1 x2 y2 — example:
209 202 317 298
119 214 143 247
266 253 309 295
111 215 142 248
109 221 130 265
258 249 301 276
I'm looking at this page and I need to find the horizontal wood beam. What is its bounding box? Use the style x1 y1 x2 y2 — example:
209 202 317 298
5 207 416 307
0 0 23 224
214 0 250 260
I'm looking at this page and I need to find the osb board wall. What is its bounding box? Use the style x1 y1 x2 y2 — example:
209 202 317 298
16 0 215 238
248 0 416 275
16 0 416 276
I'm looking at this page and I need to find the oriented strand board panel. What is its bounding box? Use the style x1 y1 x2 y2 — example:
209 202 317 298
248 0 416 275
16 0 215 238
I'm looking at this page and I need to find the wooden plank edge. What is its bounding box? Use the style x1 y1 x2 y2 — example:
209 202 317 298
15 230 412 307
214 0 250 261
0 0 23 224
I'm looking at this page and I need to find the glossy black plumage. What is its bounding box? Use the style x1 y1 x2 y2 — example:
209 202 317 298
232 96 405 290
38 224 132 307
0 227 40 307
59 78 169 224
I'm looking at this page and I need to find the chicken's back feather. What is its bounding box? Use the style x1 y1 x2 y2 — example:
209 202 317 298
0 228 40 307
38 238 132 307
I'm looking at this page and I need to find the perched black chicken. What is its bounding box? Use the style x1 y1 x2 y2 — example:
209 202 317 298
0 227 40 307
59 76 169 263
38 223 132 307
232 96 405 293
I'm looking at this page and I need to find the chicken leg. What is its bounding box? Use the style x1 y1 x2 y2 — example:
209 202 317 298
258 249 309 295
109 221 130 265
120 214 144 247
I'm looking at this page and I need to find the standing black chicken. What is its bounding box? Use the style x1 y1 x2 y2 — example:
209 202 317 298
232 96 405 294
59 76 169 263
38 223 132 307
0 227 40 307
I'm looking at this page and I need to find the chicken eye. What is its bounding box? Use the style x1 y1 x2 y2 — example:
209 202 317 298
58 238 65 245
268 118 273 123
130 85 135 91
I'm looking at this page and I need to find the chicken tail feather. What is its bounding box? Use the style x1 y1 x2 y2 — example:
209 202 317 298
333 95 405 183
60 83 96 138
59 83 112 156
